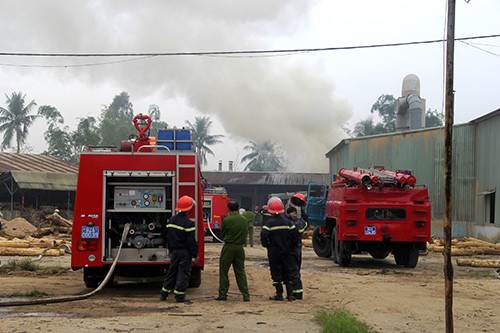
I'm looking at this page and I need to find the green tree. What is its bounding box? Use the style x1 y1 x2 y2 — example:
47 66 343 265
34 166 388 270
353 118 386 137
370 94 397 132
38 105 74 162
148 104 169 131
425 109 444 128
185 116 224 166
72 116 101 153
100 92 135 146
0 92 38 153
241 140 284 171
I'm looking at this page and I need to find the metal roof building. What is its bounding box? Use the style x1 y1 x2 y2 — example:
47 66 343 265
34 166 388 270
0 153 78 213
325 109 500 241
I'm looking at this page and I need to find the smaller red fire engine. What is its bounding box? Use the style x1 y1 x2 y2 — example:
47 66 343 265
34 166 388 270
306 167 431 268
203 187 229 242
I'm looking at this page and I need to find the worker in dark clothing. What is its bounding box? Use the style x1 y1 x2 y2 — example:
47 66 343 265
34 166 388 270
260 205 272 225
285 206 308 300
161 196 199 303
216 201 250 301
242 207 255 247
290 193 310 224
261 199 300 301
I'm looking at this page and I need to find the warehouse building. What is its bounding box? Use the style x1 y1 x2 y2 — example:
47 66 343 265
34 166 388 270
325 109 499 241
0 153 78 219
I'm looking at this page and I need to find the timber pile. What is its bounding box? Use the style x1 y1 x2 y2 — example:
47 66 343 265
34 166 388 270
0 236 70 256
34 213 73 238
428 236 500 256
0 214 72 256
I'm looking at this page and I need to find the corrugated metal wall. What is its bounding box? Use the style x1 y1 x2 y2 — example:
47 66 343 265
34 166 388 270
327 125 476 223
475 114 500 227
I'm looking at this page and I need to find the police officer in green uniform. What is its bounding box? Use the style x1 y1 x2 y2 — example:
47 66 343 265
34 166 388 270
216 201 250 301
242 207 255 247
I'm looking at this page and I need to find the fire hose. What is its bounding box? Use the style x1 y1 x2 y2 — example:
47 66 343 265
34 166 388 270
0 223 131 307
206 218 223 243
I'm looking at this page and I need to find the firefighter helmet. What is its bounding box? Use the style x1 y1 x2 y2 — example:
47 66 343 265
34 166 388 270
267 196 283 206
268 200 284 214
290 193 306 206
176 196 194 212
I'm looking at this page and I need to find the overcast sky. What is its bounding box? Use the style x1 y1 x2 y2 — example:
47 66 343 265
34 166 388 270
0 0 498 172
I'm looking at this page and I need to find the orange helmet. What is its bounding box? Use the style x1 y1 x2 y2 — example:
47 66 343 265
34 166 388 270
291 193 306 206
176 196 194 212
268 200 284 214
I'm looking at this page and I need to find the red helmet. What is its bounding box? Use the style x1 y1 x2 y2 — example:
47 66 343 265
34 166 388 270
268 200 284 214
291 193 306 206
262 205 268 210
176 196 194 212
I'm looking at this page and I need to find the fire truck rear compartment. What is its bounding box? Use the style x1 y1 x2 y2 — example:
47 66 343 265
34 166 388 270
103 174 173 263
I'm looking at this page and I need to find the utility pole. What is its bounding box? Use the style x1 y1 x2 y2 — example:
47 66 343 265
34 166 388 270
444 0 456 332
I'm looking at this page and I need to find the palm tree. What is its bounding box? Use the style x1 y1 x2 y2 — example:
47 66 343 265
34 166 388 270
241 140 283 171
185 116 224 166
0 92 38 153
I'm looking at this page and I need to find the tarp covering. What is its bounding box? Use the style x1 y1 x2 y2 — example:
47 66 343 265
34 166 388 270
6 171 77 191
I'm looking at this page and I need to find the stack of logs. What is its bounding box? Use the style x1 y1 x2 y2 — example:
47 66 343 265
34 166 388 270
428 236 500 268
0 236 70 256
34 213 72 238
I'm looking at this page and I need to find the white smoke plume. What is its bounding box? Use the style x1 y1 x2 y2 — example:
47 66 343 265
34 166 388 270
0 0 352 172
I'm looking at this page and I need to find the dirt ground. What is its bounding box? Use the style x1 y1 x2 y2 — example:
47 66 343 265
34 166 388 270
0 231 499 333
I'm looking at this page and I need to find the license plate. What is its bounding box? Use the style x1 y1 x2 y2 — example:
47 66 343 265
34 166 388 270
364 226 376 235
212 223 220 229
81 226 99 239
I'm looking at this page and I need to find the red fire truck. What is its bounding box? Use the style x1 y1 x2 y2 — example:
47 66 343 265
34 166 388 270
306 167 430 268
202 187 229 242
71 114 204 287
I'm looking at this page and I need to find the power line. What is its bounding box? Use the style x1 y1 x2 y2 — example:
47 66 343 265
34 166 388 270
1 33 499 58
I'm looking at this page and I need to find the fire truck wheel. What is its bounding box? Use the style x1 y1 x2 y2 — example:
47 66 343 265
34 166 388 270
394 244 419 268
331 229 338 264
312 227 332 258
336 240 352 267
369 250 391 259
188 267 202 288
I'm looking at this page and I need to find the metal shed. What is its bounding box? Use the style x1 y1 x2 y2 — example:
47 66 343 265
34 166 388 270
0 153 78 213
325 109 500 240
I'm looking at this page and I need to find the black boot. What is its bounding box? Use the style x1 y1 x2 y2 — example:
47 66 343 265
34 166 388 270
285 282 296 301
160 289 170 301
269 282 284 301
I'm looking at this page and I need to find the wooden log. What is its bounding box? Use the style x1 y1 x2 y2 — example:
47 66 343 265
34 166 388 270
466 237 500 249
45 214 73 227
429 245 500 256
0 240 30 248
456 259 500 268
302 239 313 247
453 241 500 250
0 247 62 256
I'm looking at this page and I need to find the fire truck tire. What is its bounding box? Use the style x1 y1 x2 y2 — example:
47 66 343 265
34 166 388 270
332 226 351 267
394 244 419 268
331 230 338 264
83 267 113 288
189 267 202 288
369 250 391 259
312 227 332 258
